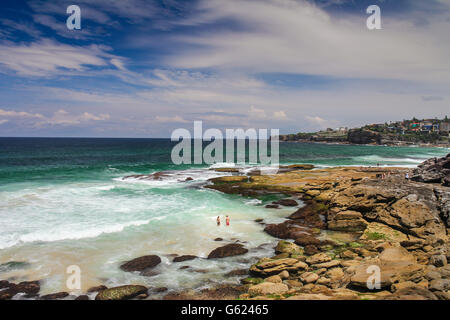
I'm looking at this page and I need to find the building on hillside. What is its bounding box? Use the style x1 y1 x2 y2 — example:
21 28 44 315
410 122 420 131
440 122 450 133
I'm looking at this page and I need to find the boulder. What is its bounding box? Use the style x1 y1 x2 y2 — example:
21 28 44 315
429 279 450 292
299 272 319 284
120 255 161 272
87 285 107 293
250 258 308 276
75 295 90 300
306 253 332 265
40 292 69 300
430 254 447 268
411 154 450 186
294 234 321 246
273 199 298 207
173 255 197 263
275 240 303 256
264 275 282 283
207 244 248 259
248 282 289 296
225 269 248 277
95 285 148 300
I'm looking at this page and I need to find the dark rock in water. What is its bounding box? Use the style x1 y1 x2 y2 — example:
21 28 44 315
265 204 280 209
214 238 223 241
0 289 15 300
207 244 248 259
173 255 197 263
0 280 10 289
273 199 298 207
120 255 161 272
254 218 264 223
95 285 148 300
153 287 168 293
179 266 190 270
288 201 327 229
15 280 40 295
0 261 31 272
294 234 321 246
87 285 107 293
184 177 193 181
304 245 320 256
264 220 311 239
40 292 69 300
124 172 171 181
75 295 89 300
411 153 450 186
0 280 40 300
225 269 248 277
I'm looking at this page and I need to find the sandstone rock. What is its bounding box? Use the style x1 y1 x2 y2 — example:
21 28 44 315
207 244 248 259
275 240 303 256
278 270 289 279
328 218 368 232
430 254 447 267
95 285 148 300
284 280 303 289
294 234 321 246
340 250 359 259
288 201 327 229
391 286 438 300
265 204 280 209
429 279 450 292
120 255 161 272
285 293 330 300
312 260 340 269
316 277 331 286
248 282 288 296
299 272 319 284
250 258 308 276
75 295 89 300
304 245 319 256
264 275 282 283
411 154 450 186
306 253 332 265
325 268 344 282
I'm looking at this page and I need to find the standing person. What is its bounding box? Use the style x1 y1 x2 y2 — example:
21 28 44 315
217 216 221 226
226 215 230 226
405 172 409 180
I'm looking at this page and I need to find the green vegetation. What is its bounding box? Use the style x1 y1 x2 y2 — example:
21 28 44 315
365 232 387 241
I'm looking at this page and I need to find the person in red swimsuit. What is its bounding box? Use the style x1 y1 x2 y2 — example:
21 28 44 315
226 215 230 226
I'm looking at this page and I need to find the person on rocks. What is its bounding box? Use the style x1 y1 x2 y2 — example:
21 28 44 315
217 216 221 226
405 172 410 180
226 215 230 226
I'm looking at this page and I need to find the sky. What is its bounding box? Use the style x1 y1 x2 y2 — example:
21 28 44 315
0 0 449 137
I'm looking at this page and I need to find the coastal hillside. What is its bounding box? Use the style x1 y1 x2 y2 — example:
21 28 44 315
280 117 450 147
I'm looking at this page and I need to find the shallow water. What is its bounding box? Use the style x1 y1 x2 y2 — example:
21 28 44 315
0 138 448 295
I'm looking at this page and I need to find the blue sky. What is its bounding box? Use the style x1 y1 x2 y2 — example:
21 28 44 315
0 0 449 137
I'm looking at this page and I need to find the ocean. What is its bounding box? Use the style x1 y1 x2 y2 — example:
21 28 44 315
0 138 448 296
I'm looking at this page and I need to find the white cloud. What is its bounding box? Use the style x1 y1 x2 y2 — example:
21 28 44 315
155 115 189 123
249 105 267 118
273 110 287 120
0 40 119 76
166 0 450 85
0 119 9 125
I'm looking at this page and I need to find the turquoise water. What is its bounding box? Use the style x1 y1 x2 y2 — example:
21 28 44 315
0 138 448 296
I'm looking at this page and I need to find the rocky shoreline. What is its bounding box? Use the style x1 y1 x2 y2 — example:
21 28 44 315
1 155 449 300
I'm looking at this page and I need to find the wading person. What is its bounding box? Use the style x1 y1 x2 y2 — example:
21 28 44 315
226 215 230 226
217 216 221 226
